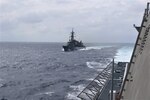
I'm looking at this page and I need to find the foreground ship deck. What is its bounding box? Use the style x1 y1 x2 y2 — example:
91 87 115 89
77 2 150 100
119 2 150 100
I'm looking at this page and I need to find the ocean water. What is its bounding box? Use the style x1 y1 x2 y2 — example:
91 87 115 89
0 42 133 100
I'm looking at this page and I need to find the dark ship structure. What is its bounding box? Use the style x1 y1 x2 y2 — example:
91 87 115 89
63 29 85 52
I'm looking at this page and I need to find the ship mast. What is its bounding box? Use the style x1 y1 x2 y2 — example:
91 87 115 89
70 28 75 41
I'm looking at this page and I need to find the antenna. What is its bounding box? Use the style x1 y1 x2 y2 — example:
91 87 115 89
71 28 75 41
72 28 74 33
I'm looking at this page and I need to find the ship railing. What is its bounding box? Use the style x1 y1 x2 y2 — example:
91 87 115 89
77 61 113 100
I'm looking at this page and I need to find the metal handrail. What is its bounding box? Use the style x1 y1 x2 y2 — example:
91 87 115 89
77 61 113 100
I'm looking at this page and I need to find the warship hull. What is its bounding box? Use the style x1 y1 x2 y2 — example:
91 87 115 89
62 46 85 52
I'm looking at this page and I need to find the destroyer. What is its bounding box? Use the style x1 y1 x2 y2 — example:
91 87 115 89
63 29 85 51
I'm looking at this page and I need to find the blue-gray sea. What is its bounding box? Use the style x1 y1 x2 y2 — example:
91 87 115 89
0 42 134 100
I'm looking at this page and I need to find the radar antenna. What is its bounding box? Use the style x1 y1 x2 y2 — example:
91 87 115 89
71 28 75 41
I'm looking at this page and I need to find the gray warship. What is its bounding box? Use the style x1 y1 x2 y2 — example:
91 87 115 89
63 29 85 52
77 2 150 100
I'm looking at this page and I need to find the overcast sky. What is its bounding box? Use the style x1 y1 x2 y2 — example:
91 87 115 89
0 0 149 43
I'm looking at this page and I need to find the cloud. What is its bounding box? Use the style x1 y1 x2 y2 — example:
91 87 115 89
0 0 149 42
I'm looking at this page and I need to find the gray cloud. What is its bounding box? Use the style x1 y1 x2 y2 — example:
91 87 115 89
0 0 149 43
19 13 44 23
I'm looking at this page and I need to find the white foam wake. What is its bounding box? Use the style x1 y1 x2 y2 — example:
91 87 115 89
86 60 111 71
66 84 85 100
80 46 112 51
115 46 133 62
86 62 104 69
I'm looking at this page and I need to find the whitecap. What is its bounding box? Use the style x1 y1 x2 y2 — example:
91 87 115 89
44 92 54 96
0 78 4 88
66 84 85 100
87 78 94 81
36 91 54 96
86 61 108 70
66 92 80 100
